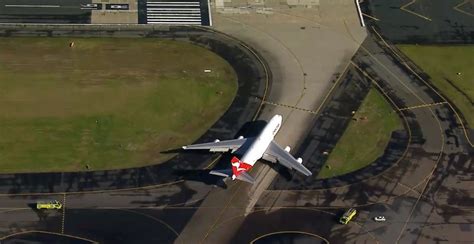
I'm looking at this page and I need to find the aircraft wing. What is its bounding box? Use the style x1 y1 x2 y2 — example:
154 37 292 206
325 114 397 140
264 141 312 176
182 138 247 152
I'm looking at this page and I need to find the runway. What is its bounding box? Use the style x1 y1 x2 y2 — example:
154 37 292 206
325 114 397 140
0 0 92 24
0 0 212 25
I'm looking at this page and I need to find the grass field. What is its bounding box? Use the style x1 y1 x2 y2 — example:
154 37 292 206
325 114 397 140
0 37 237 173
317 88 402 179
398 45 474 127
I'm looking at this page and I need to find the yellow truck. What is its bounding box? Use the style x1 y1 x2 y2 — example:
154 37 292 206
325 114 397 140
339 208 357 224
36 200 62 210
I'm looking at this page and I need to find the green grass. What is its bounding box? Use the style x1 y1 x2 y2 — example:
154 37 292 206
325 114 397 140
317 88 402 179
398 45 474 127
0 37 237 173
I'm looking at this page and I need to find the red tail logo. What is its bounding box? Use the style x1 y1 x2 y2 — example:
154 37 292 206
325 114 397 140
231 156 252 177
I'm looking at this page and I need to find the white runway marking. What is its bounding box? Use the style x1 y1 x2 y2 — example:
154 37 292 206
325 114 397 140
146 1 202 25
5 4 60 8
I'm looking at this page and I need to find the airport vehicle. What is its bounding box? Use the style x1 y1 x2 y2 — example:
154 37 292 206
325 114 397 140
110 4 128 9
374 216 386 222
80 3 102 9
339 208 357 224
182 115 312 183
81 3 98 8
36 200 62 210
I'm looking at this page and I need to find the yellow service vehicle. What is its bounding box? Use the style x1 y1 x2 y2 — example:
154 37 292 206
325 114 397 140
36 200 62 210
339 208 357 224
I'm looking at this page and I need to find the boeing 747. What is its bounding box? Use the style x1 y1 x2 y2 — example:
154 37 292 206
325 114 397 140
182 115 312 183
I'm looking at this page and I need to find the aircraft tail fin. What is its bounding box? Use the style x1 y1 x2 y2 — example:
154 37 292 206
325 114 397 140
208 156 255 184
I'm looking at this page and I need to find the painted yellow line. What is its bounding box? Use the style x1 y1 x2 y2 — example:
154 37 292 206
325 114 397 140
454 0 474 17
400 0 432 21
280 61 409 201
343 19 362 44
0 230 98 243
0 180 185 197
198 21 312 244
200 181 243 243
0 208 30 214
314 61 351 115
112 208 179 237
403 64 474 147
211 208 378 243
371 26 404 61
352 48 447 239
371 26 473 147
350 61 401 111
262 101 318 114
399 102 448 111
362 13 380 21
380 174 430 201
204 154 223 169
395 88 446 243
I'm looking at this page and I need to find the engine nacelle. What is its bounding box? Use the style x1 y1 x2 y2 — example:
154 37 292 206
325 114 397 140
214 139 220 143
297 157 303 164
284 146 291 152
237 136 244 140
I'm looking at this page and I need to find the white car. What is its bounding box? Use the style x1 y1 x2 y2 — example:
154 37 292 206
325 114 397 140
81 3 98 8
110 5 127 9
374 216 386 222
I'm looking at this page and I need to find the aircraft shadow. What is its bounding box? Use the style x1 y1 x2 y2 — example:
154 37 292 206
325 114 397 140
260 161 293 181
173 169 228 188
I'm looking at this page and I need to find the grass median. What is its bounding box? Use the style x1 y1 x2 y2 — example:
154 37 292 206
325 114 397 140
398 45 474 127
0 37 237 173
318 88 402 179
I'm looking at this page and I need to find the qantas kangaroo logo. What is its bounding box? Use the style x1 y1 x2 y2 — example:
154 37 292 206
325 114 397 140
230 156 252 178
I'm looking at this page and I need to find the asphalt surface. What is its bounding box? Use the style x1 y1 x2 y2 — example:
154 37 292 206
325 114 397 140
269 64 409 190
253 30 473 243
2 231 93 244
362 0 474 43
1 1 473 243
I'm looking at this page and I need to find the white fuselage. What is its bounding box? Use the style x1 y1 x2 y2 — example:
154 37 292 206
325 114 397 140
240 115 282 166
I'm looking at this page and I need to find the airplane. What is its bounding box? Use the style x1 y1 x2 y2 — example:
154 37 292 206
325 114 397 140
181 115 312 184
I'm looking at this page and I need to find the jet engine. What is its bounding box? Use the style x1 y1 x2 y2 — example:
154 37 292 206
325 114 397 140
297 158 303 164
237 136 244 139
284 146 291 152
214 139 220 143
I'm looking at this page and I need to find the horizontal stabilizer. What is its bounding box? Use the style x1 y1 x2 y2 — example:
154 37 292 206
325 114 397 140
236 171 255 184
209 169 233 178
